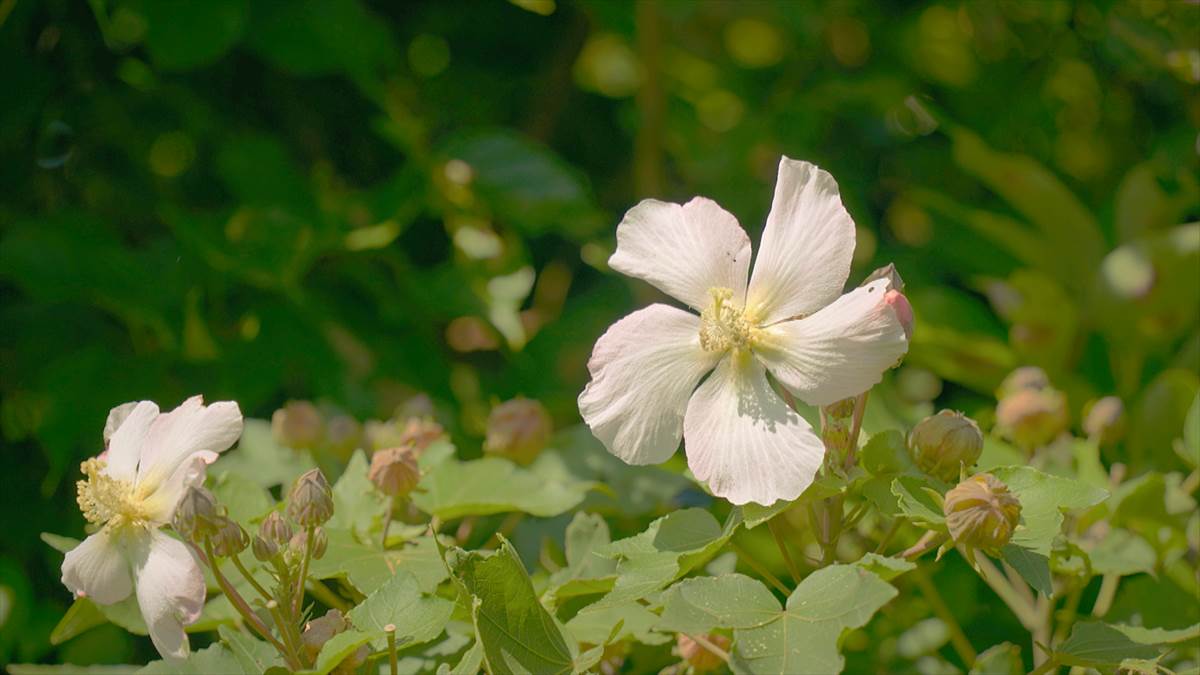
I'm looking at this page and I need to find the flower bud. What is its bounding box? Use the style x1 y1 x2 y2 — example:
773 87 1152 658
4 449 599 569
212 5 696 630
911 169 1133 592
290 527 328 559
997 366 1050 399
821 398 856 460
944 473 1021 554
909 410 984 482
271 400 324 450
484 397 552 465
210 517 249 557
288 469 334 527
173 486 223 543
368 446 421 497
995 387 1068 449
676 633 730 673
398 417 445 455
301 609 348 663
1082 396 1125 446
252 535 278 562
885 289 914 340
324 414 362 459
364 419 405 452
258 510 293 545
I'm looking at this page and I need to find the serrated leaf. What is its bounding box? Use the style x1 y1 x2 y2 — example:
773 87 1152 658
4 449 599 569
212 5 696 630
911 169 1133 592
891 475 946 526
545 512 617 602
346 570 453 650
1088 528 1157 576
656 574 780 635
566 601 664 646
327 449 389 539
209 470 274 525
989 466 1108 555
1055 621 1199 668
219 625 284 673
308 530 448 596
412 452 593 520
139 642 247 674
860 430 912 476
730 565 898 675
1001 544 1052 596
852 553 916 582
305 629 372 675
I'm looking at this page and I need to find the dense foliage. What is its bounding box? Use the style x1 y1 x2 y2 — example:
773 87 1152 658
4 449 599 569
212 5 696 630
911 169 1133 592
2 0 1198 673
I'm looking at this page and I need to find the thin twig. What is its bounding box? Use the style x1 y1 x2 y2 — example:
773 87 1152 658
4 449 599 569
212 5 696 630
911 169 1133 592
230 553 272 602
911 565 976 667
767 517 802 585
687 633 731 664
971 550 1042 630
874 518 904 555
293 525 315 617
730 540 790 595
203 541 299 669
845 391 870 470
1091 574 1119 618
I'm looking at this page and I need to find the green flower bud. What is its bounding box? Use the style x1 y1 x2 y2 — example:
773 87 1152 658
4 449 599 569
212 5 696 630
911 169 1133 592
676 633 729 673
288 469 334 527
484 397 552 465
251 535 278 562
909 410 984 482
1082 396 1125 446
173 486 223 543
258 510 293 545
368 446 421 497
271 400 324 450
210 517 249 557
995 387 1068 449
944 473 1021 554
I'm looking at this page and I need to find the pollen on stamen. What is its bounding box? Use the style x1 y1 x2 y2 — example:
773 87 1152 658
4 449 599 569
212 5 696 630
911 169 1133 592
699 287 757 352
76 457 147 529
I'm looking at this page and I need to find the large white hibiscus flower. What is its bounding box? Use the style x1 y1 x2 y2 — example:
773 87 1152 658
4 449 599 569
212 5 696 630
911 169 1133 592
579 157 910 506
61 396 243 659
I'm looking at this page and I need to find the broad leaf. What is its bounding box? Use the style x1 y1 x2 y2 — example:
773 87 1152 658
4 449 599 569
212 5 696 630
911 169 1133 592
656 573 780 634
219 626 284 673
1056 621 1200 669
989 466 1108 555
346 570 453 650
545 512 617 602
327 449 389 539
1001 544 1052 597
308 530 447 596
565 601 664 646
413 452 594 520
969 642 1023 675
217 419 316 489
742 476 845 529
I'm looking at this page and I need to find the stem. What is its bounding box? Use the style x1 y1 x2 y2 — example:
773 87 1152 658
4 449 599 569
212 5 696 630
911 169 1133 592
307 578 351 613
1051 587 1082 647
730 540 791 595
843 501 869 530
230 553 271 603
874 518 904 555
1091 574 1119 618
911 565 976 667
1002 560 1038 609
381 496 394 550
901 531 947 560
293 525 315 618
385 624 399 675
267 600 305 670
687 633 731 664
767 517 802 585
821 495 844 565
1032 594 1053 667
1029 656 1060 675
845 391 870 470
203 541 298 669
971 550 1042 630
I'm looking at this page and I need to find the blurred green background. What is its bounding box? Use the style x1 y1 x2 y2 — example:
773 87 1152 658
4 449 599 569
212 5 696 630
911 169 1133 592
2 0 1197 667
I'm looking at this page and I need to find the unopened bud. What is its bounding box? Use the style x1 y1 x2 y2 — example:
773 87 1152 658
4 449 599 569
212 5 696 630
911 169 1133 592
252 535 278 562
258 510 293 545
324 414 362 459
290 527 328 559
997 366 1050 399
210 517 249 557
368 446 421 497
995 387 1068 449
1082 396 1125 446
909 410 984 482
173 486 223 543
271 401 324 450
885 290 914 340
398 417 445 455
288 469 334 527
944 473 1021 554
676 633 730 673
484 397 552 465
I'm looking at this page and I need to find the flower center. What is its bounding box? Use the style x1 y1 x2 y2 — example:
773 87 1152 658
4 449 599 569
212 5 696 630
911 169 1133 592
699 287 758 352
76 458 152 531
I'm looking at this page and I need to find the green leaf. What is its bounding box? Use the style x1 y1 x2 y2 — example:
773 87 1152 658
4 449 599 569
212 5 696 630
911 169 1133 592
413 451 593 520
1056 621 1199 669
730 564 898 675
656 574 780 634
891 475 946 526
565 601 664 646
346 570 453 650
851 554 916 582
742 476 845 529
49 598 107 645
308 530 448 596
437 639 484 675
139 642 247 674
860 430 912 476
449 538 575 675
1088 528 1157 576
138 0 248 71
217 419 316 490
989 466 1108 556
1001 544 1052 597
969 642 1023 675
219 625 284 673
8 666 141 675
545 512 617 602
209 470 274 525
327 449 389 539
306 629 372 675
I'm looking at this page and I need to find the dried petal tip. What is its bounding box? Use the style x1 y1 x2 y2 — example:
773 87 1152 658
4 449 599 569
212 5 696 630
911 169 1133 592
369 446 421 497
909 410 984 483
1082 396 1125 446
944 473 1021 554
271 400 324 450
173 486 223 543
484 397 553 465
676 633 729 673
288 469 334 527
862 262 905 292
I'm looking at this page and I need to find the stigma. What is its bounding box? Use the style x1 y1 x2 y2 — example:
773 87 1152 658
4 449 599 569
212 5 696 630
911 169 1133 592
76 458 152 531
699 287 758 352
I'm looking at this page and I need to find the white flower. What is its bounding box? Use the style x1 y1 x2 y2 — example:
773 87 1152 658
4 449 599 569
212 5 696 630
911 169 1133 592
578 157 910 506
61 396 243 659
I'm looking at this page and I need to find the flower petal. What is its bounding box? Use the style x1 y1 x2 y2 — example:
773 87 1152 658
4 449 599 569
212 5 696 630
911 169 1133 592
683 353 825 506
579 304 721 465
104 401 160 482
132 530 205 660
136 396 242 494
609 197 752 310
745 157 856 324
756 278 910 407
142 452 218 525
61 529 134 605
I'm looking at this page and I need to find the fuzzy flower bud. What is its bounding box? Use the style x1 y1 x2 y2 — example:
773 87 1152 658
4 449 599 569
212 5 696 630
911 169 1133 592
995 387 1068 449
944 473 1021 554
676 633 730 673
173 486 223 543
368 446 421 497
251 535 278 562
210 517 249 557
909 410 984 482
258 510 293 545
271 400 324 450
484 397 552 465
288 469 334 527
1082 396 1125 446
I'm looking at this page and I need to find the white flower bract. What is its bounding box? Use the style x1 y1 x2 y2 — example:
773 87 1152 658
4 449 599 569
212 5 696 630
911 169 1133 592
61 396 243 660
578 157 910 506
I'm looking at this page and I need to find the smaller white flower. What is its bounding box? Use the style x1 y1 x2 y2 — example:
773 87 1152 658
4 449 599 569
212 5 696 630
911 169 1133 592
579 157 910 506
61 396 243 660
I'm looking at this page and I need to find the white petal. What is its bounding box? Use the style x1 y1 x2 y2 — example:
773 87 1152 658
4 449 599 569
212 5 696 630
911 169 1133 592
609 197 752 311
756 279 910 407
132 530 205 660
104 401 160 481
683 353 825 506
745 158 856 324
103 402 140 449
135 397 242 494
61 530 134 605
579 304 721 465
142 453 218 525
